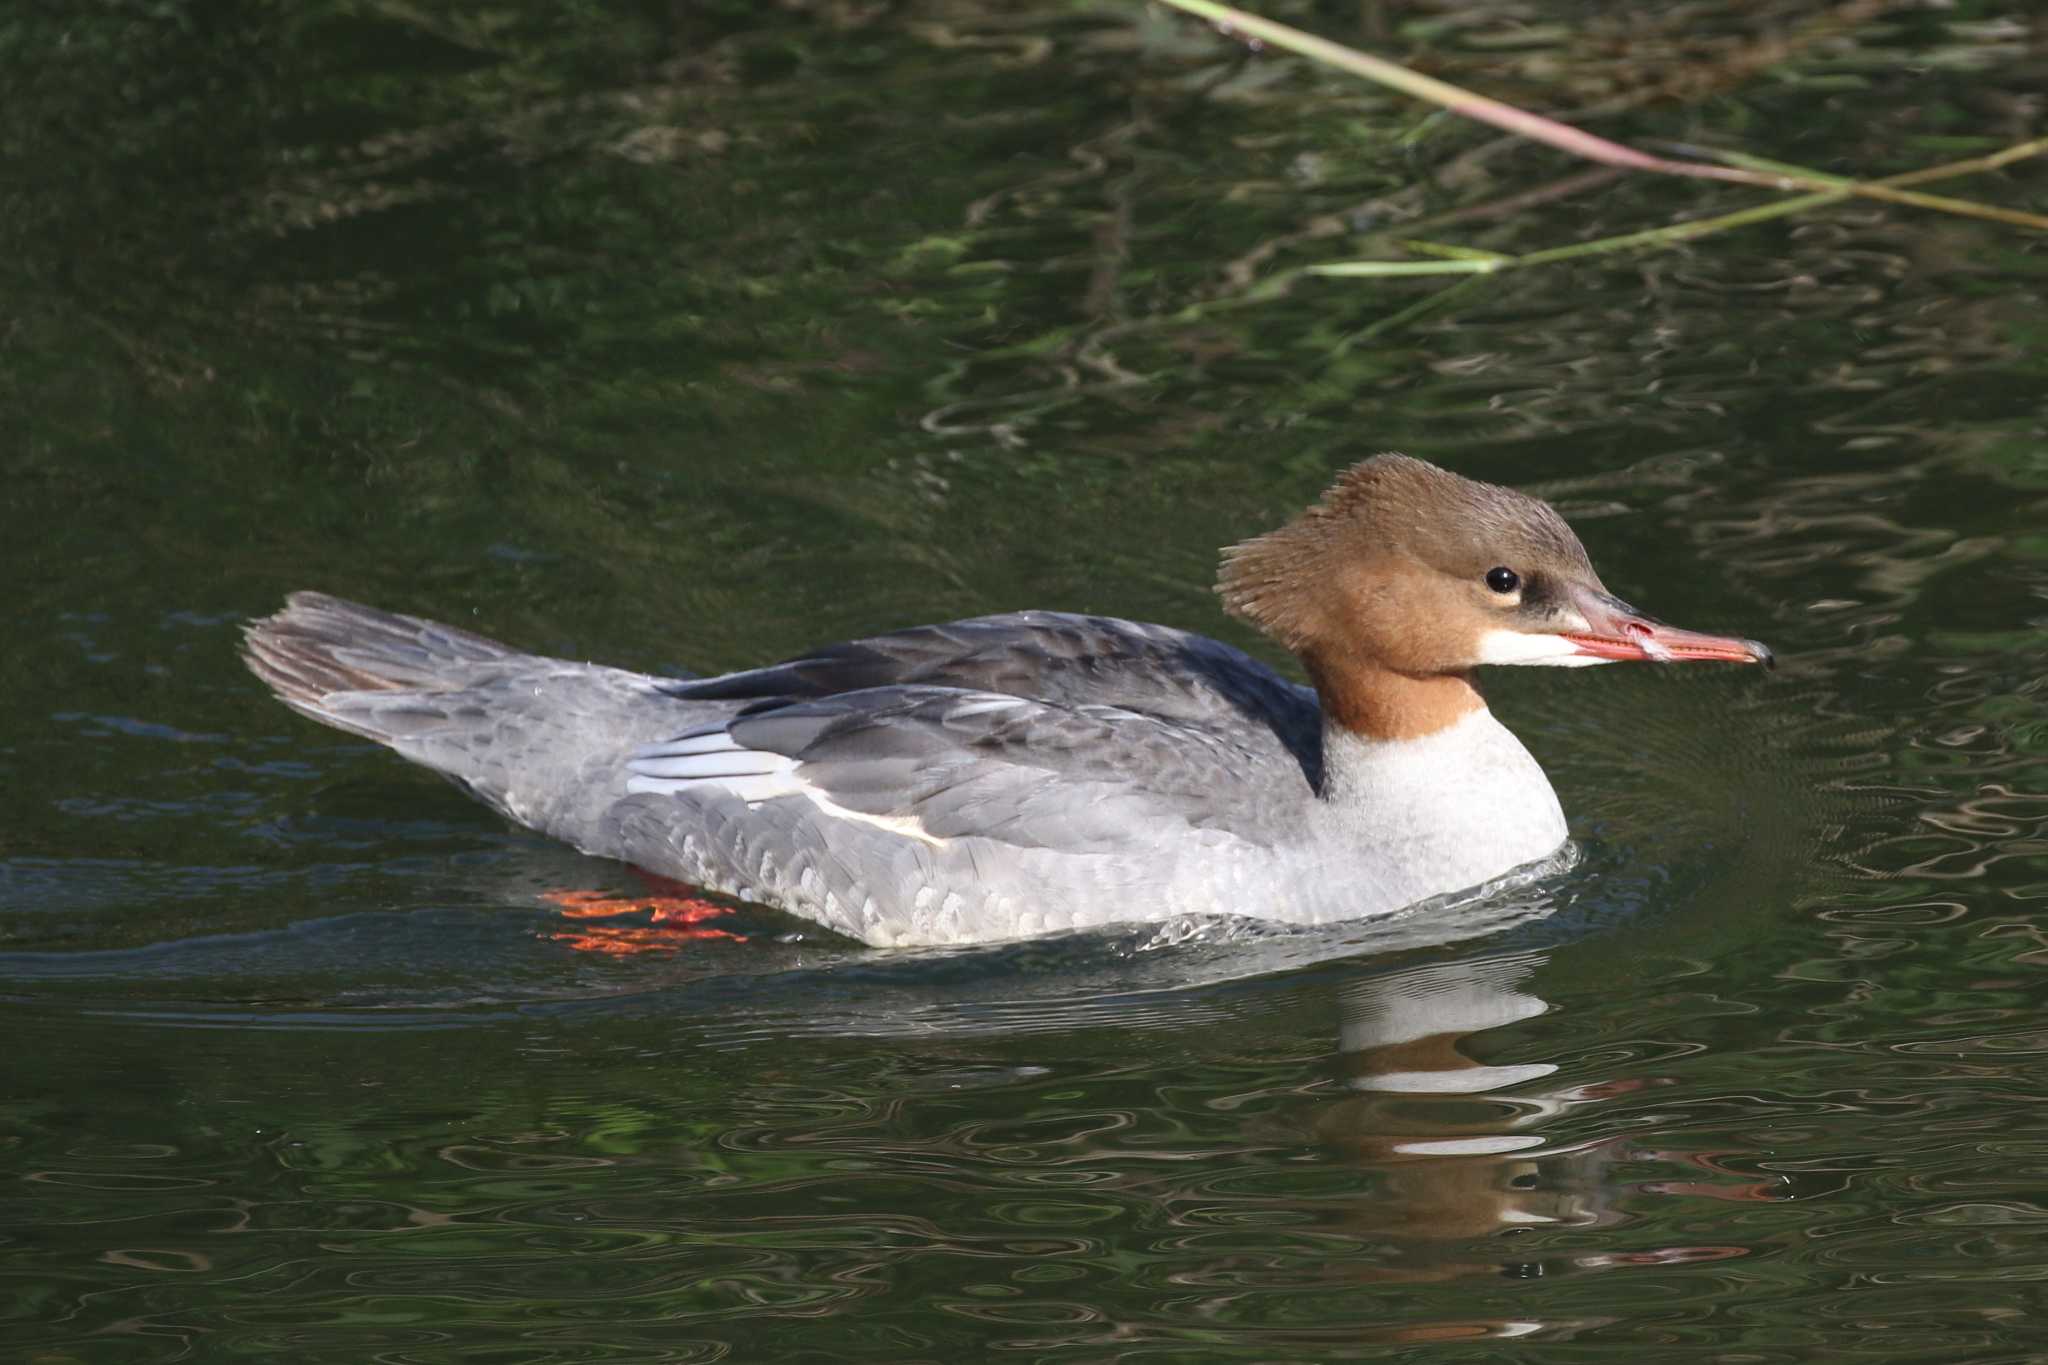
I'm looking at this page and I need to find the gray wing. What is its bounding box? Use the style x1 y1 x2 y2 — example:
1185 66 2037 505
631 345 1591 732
626 683 1310 856
662 610 1323 793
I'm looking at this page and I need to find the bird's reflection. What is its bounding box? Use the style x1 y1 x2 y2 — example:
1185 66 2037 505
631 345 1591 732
1301 947 1765 1342
1321 951 1601 1249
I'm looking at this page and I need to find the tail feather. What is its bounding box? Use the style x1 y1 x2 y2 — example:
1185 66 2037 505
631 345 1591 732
243 591 517 700
243 592 710 848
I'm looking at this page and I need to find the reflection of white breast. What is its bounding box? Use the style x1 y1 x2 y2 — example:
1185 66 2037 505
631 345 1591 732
1342 951 1558 1096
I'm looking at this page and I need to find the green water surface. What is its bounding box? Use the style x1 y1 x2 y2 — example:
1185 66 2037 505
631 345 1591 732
7 3 2048 1360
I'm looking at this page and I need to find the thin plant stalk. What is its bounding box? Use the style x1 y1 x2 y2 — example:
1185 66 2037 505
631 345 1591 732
1155 0 2048 232
1304 136 2048 277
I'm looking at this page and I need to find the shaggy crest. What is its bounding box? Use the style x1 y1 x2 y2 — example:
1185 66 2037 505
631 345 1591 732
1215 453 1590 653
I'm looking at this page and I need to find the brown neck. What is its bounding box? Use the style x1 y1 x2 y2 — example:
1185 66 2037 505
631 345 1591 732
1303 651 1484 742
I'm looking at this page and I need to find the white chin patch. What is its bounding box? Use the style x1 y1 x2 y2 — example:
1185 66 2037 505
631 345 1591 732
1476 628 1611 667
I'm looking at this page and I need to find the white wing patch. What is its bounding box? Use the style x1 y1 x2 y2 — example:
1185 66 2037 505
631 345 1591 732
626 729 799 803
789 781 949 848
625 728 949 847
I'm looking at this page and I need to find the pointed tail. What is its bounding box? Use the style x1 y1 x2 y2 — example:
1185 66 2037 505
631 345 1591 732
243 592 703 847
243 592 526 742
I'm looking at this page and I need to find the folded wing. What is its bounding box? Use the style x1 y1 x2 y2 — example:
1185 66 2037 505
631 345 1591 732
627 679 1307 856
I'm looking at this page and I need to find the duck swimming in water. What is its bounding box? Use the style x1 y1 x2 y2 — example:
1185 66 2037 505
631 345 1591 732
244 454 1770 947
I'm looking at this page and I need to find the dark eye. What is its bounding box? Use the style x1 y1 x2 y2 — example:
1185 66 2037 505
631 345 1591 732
1485 566 1520 594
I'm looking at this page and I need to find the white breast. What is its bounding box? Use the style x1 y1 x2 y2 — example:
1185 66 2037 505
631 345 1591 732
1308 708 1569 913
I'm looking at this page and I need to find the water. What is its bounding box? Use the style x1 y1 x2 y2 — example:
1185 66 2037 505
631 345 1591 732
7 2 2048 1358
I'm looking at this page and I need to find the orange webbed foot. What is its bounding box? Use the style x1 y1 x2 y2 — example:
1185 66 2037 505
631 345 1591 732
540 884 741 953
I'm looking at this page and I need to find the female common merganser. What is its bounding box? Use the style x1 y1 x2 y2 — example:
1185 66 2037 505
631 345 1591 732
244 454 1770 947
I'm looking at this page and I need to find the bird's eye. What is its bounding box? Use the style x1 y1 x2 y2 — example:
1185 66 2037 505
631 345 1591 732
1485 566 1520 594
